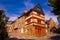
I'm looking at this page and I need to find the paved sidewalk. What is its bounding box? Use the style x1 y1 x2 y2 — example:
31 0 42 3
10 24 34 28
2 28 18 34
8 32 60 40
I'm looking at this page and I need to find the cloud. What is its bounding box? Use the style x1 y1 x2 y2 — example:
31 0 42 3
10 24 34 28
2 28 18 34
24 0 34 9
9 16 17 21
6 12 19 21
9 16 19 21
8 14 19 21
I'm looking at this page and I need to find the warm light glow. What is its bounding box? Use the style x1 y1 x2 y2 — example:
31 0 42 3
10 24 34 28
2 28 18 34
46 29 48 33
21 27 24 33
10 27 12 29
41 21 45 24
25 22 28 24
45 24 48 28
31 18 37 22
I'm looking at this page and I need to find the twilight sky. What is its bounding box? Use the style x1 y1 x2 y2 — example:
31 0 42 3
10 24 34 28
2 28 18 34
0 0 58 24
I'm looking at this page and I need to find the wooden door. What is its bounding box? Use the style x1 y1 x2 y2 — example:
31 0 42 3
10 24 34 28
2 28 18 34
35 26 46 37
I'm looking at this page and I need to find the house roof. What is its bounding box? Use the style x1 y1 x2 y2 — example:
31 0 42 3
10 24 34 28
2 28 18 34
30 4 45 15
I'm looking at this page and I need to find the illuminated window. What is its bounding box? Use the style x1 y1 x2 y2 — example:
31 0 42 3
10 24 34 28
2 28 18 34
41 21 45 24
31 18 37 22
10 27 11 30
25 22 27 24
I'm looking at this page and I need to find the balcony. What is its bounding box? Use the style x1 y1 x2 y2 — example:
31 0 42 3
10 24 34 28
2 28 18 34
25 15 45 21
25 22 45 27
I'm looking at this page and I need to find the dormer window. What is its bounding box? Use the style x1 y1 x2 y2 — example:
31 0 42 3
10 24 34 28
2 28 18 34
36 7 41 11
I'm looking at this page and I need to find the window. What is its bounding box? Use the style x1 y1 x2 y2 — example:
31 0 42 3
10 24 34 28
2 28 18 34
46 29 48 33
10 27 12 30
41 21 45 24
36 7 41 12
14 28 18 30
36 8 41 11
31 19 33 22
31 18 37 22
21 27 24 33
25 22 28 24
25 29 28 32
38 20 41 23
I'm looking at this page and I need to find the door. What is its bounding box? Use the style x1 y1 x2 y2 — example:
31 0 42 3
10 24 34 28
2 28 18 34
35 26 46 37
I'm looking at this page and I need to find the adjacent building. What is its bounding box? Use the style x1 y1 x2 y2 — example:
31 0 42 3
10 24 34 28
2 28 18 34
46 18 58 33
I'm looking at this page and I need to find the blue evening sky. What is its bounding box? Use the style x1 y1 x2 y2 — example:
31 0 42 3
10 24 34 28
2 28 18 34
0 0 58 24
